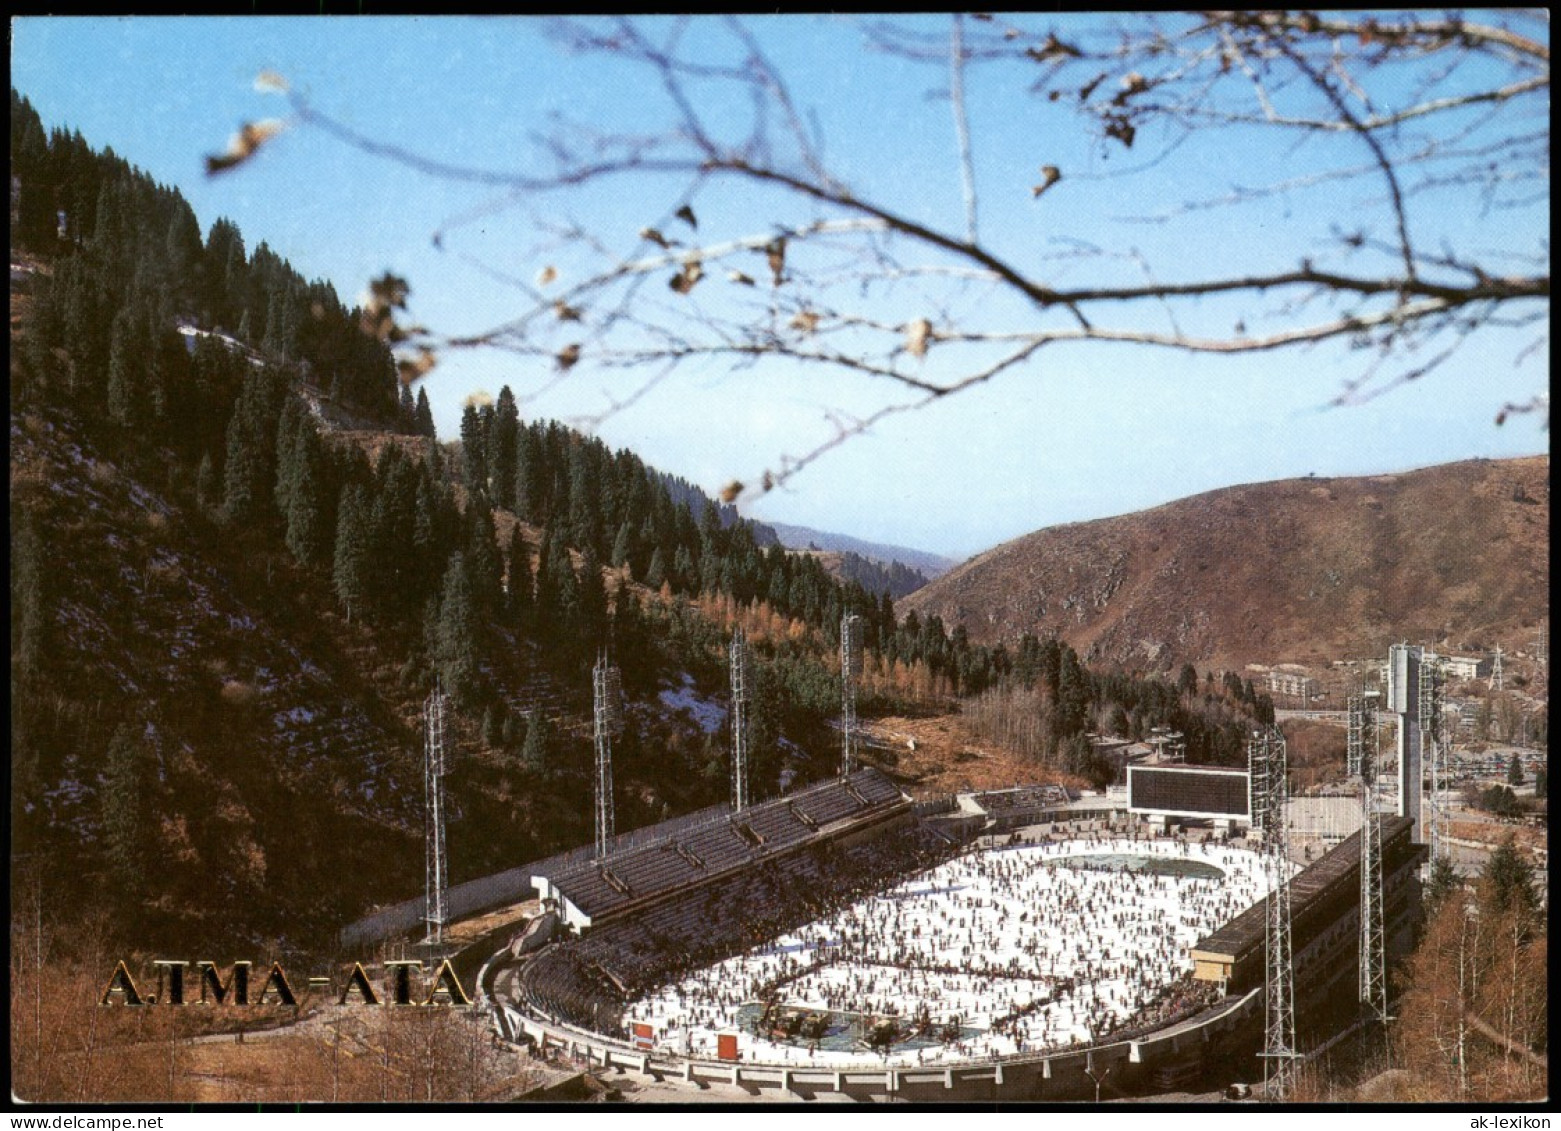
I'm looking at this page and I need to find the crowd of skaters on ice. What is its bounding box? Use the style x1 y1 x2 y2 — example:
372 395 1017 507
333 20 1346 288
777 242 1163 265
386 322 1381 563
632 824 1274 1066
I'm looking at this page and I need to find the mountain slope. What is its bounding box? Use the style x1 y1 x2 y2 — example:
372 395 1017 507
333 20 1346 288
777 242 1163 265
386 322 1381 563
767 522 957 579
902 458 1549 670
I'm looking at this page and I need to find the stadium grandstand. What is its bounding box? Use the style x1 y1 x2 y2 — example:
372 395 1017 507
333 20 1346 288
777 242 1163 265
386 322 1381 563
484 778 1427 1100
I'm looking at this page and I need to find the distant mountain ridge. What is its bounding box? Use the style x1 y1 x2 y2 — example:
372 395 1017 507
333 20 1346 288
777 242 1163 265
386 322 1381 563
768 522 958 580
902 457 1549 671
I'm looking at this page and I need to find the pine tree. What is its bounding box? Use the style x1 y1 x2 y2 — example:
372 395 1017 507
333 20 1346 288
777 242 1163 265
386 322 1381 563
1422 856 1461 917
273 396 304 517
520 713 550 775
399 382 417 432
105 301 148 429
610 521 634 572
222 365 285 526
285 424 328 567
372 449 423 618
644 546 667 591
459 403 486 493
1507 752 1524 786
1480 837 1537 920
333 484 373 622
100 723 152 899
464 499 504 617
490 386 519 511
435 552 483 705
414 386 436 440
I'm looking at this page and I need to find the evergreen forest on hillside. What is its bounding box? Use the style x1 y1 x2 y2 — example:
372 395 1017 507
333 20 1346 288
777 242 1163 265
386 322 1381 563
10 89 1276 953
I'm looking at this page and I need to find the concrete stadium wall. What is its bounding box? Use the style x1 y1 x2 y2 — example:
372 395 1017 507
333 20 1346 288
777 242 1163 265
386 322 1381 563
492 989 1262 1101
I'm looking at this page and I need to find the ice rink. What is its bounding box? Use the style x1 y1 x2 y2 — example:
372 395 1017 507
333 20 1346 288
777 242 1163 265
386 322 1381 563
630 832 1276 1066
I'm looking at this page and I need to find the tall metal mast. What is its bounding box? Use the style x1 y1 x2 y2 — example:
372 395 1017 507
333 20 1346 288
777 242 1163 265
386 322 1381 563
840 613 863 778
593 654 623 858
1351 689 1389 1025
730 628 750 812
423 682 451 945
1253 727 1297 1101
1418 656 1447 866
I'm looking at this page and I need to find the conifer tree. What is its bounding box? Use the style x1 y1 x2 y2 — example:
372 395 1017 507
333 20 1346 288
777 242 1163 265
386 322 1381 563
100 724 153 900
520 713 550 775
285 424 328 567
414 386 437 440
459 403 486 493
105 301 148 429
489 386 519 511
464 499 504 616
435 552 483 705
610 521 634 572
333 484 373 622
642 546 667 591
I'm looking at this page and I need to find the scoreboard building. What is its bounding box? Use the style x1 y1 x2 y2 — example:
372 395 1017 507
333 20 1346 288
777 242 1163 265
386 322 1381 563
1127 764 1252 832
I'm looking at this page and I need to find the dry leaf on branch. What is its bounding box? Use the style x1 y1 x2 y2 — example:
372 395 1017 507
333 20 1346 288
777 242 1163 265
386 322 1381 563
536 265 558 287
765 237 788 286
254 70 290 94
639 226 675 249
905 318 933 359
553 300 582 322
463 389 495 409
789 309 820 335
669 257 704 295
727 270 757 286
1031 165 1062 198
556 343 582 370
674 204 698 230
719 480 743 503
359 272 412 342
1026 32 1082 63
205 119 286 176
397 347 438 386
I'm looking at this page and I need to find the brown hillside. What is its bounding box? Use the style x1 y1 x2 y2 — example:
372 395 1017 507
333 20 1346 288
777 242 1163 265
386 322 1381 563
903 458 1549 672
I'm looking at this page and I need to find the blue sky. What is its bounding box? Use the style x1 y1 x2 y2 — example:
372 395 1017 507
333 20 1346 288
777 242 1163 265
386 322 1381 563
12 15 1549 559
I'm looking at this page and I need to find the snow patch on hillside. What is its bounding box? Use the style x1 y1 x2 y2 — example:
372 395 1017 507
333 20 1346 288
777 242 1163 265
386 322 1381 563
658 674 728 735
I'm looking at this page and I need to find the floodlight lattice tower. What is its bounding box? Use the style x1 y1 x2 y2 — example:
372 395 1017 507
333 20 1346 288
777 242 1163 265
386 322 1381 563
840 613 864 777
593 655 623 858
1351 690 1389 1026
423 682 451 945
1418 657 1447 865
1492 644 1504 691
1252 727 1297 1101
1248 733 1270 836
730 629 750 813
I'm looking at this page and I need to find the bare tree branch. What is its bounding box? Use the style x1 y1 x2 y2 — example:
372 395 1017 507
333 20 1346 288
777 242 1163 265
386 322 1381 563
232 12 1547 495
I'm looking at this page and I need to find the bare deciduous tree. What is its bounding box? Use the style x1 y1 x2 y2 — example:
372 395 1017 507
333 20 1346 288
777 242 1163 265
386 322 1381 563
221 13 1548 498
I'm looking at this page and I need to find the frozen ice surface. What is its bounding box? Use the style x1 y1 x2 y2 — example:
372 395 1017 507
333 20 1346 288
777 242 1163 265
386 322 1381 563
630 835 1277 1067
